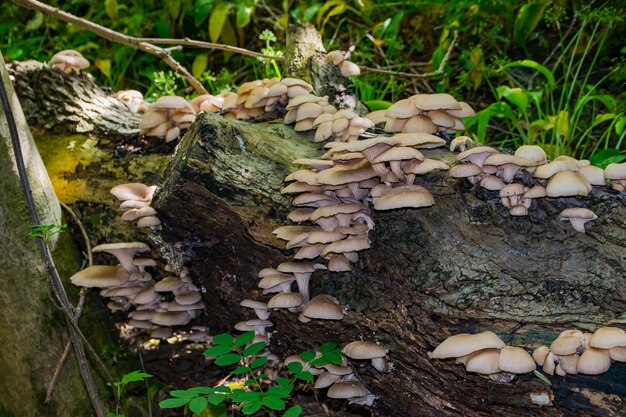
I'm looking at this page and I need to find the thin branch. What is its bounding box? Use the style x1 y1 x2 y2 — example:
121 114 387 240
11 0 276 94
141 38 285 61
361 31 459 79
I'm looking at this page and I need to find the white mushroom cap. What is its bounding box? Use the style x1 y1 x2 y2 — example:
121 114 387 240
49 49 90 72
327 382 369 399
464 348 501 374
559 208 597 233
110 183 157 202
70 265 130 288
576 347 611 375
588 327 626 349
532 346 550 365
431 331 506 359
151 311 191 326
498 346 536 374
92 242 150 272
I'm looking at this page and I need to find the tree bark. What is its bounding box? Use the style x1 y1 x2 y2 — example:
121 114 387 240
0 52 110 417
151 112 626 417
8 60 141 139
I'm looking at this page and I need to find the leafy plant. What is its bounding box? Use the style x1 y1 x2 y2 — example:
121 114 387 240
107 370 153 417
160 331 344 417
256 30 284 79
464 6 625 163
28 223 67 243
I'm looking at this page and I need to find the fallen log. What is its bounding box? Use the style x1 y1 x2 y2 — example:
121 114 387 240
151 112 626 417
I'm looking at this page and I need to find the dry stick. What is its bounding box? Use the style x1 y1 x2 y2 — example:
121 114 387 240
141 38 285 61
361 31 459 79
45 201 94 404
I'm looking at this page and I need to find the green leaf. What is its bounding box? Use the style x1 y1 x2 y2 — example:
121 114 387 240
321 352 344 365
319 342 339 354
235 331 255 347
220 18 237 60
235 4 253 28
188 386 216 395
286 362 303 374
189 396 209 415
192 53 208 79
243 342 266 357
276 377 291 387
212 333 233 346
501 60 555 90
283 405 302 417
267 385 292 397
615 115 626 135
296 371 314 381
194 0 215 26
159 397 191 408
244 378 256 387
208 393 228 405
497 86 529 111
364 100 392 111
120 371 152 385
231 365 251 375
514 0 551 51
209 2 231 43
215 353 242 366
241 399 262 414
169 389 200 398
204 344 233 357
262 394 286 410
250 356 268 369
231 389 261 402
589 149 626 168
105 0 119 21
214 386 232 393
300 351 316 362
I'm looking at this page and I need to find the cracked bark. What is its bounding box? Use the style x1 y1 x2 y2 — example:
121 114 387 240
151 112 626 417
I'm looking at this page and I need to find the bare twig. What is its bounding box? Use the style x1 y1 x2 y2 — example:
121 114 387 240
361 31 459 79
45 201 95 403
10 0 279 94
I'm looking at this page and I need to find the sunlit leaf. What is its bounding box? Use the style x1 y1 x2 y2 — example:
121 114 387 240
589 149 626 168
514 0 551 51
25 11 44 31
105 0 119 21
364 100 392 111
221 18 237 60
209 2 231 43
95 59 112 80
192 53 208 79
497 86 529 111
235 4 253 28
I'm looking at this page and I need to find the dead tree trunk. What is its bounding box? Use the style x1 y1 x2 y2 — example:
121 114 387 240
151 112 626 417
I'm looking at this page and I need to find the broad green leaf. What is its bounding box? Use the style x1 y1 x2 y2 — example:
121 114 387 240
192 53 209 79
235 331 256 348
155 16 171 38
169 389 200 398
615 115 626 135
189 396 209 414
241 398 262 414
220 18 237 60
589 149 626 168
25 11 44 31
105 0 119 21
95 59 112 80
250 356 268 369
514 0 551 51
497 86 529 111
469 45 484 91
212 333 233 346
204 344 233 357
235 4 253 28
286 362 303 374
319 342 338 353
208 393 228 405
262 394 286 410
593 113 616 126
168 0 182 19
548 110 569 139
431 46 445 71
321 352 343 365
267 385 292 398
215 353 242 366
243 341 266 357
244 378 256 387
364 100 392 111
188 386 216 395
283 405 302 417
276 377 291 387
231 365 251 375
194 0 215 26
214 386 232 393
209 2 231 43
299 351 316 362
296 371 314 381
159 397 191 408
501 60 555 90
231 389 261 402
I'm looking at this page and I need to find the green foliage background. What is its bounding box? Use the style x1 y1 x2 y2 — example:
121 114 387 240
1 0 625 159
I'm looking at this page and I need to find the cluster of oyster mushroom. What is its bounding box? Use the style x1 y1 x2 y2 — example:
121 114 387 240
325 50 361 77
449 145 604 232
69 242 206 340
222 77 315 120
49 49 90 74
430 331 537 380
533 327 626 376
284 93 336 131
111 90 149 113
191 92 233 113
110 183 162 230
313 109 374 142
366 93 475 135
139 96 196 142
605 162 626 191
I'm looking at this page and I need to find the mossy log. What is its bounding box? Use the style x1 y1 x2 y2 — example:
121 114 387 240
152 112 626 417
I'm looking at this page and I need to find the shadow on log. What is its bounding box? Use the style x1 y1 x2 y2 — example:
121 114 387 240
152 112 626 417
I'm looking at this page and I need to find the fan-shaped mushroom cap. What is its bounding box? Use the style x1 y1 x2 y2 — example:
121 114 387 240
456 146 499 166
604 162 626 180
176 291 202 305
267 292 304 309
610 347 626 362
514 145 548 165
240 299 270 320
431 331 506 359
374 187 435 210
546 171 592 197
327 382 369 399
578 165 605 186
339 60 361 77
343 341 388 359
386 99 420 119
464 349 501 374
110 183 157 202
151 311 191 326
576 347 611 375
588 327 626 349
70 265 130 288
50 49 90 72
137 216 162 229
314 372 342 389
302 295 344 320
532 346 550 365
550 332 584 355
411 93 461 111
325 50 345 65
447 102 476 118
132 286 161 305
92 242 150 272
449 163 482 178
154 276 185 292
402 115 438 134
479 175 505 191
498 347 536 373
559 208 597 233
